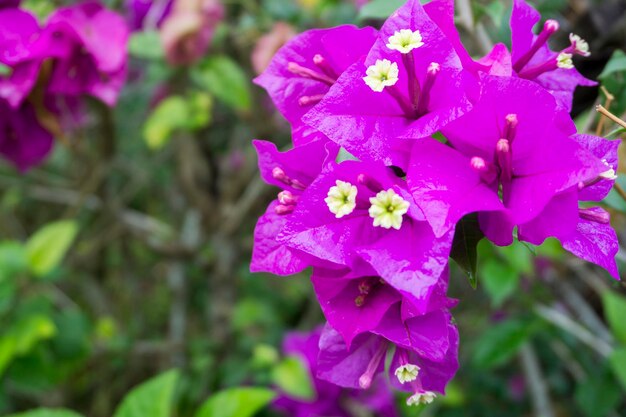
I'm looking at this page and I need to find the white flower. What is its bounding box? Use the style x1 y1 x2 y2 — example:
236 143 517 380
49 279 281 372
600 159 617 180
325 180 358 218
363 59 399 92
569 33 590 57
368 189 410 230
386 29 424 54
406 391 437 406
557 52 574 69
395 364 420 384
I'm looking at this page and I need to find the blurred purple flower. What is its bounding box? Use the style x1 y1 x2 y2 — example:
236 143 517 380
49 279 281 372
0 7 44 108
0 0 19 8
0 99 54 171
43 1 130 106
273 327 398 417
160 0 223 66
125 0 173 30
251 22 297 75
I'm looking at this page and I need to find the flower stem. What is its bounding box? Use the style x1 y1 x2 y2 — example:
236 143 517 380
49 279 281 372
402 53 420 118
596 87 615 136
596 104 626 130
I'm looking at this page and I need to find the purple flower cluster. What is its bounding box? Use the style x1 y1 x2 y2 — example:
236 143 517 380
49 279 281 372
252 0 619 407
0 0 128 170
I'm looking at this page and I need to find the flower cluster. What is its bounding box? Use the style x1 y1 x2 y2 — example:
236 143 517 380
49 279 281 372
0 0 129 171
252 0 619 406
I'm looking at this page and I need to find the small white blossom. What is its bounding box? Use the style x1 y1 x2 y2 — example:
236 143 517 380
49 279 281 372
368 189 410 230
569 33 590 57
325 180 358 218
363 59 399 92
406 391 437 406
395 364 420 384
600 159 617 180
386 29 424 54
557 52 574 69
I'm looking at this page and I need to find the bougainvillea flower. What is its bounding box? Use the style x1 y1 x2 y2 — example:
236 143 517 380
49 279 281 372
254 25 377 126
272 327 398 417
251 135 339 275
125 0 173 30
519 134 620 278
303 0 478 168
423 0 489 75
509 0 595 111
408 75 607 246
278 159 453 310
43 1 129 106
160 0 224 66
0 99 54 171
0 0 19 8
311 264 451 347
0 8 43 108
317 305 458 406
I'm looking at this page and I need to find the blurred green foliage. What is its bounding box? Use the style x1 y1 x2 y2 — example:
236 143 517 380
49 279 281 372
1 0 625 417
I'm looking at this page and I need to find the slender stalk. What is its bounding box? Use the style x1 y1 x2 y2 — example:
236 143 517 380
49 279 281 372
519 344 555 417
534 304 614 358
596 104 626 130
596 86 615 136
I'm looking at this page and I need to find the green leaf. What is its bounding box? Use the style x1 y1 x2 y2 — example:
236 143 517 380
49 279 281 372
357 0 405 20
496 240 534 275
4 408 85 417
271 355 315 400
599 50 626 117
187 91 213 130
602 291 626 344
129 31 164 60
143 96 189 150
609 347 626 392
113 370 180 417
481 259 519 307
20 0 56 20
195 387 275 417
450 213 484 289
336 147 359 163
0 63 11 76
575 366 622 417
472 319 536 369
475 1 505 26
599 50 626 80
25 220 78 278
192 55 251 112
0 314 57 376
0 241 28 281
12 314 57 354
606 127 626 139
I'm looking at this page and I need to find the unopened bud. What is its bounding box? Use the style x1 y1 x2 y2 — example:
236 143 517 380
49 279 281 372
275 204 296 215
544 19 559 34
